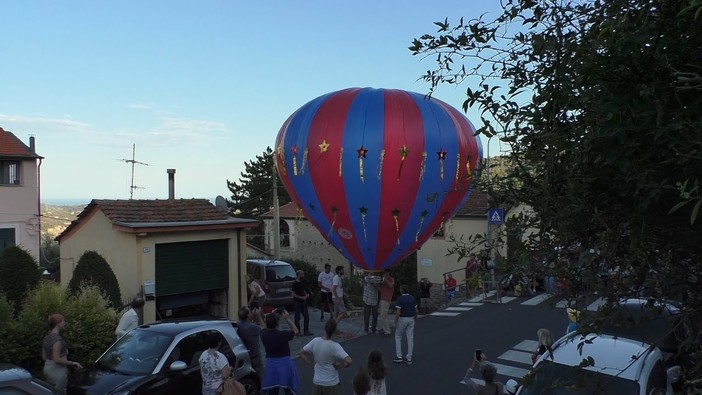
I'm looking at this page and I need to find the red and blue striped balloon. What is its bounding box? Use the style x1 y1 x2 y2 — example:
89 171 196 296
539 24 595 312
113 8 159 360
275 87 482 271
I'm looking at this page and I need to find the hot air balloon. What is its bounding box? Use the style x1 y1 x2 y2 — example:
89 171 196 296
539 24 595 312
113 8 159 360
274 87 482 273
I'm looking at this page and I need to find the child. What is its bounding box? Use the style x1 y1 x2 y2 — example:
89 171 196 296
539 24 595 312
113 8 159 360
367 349 387 395
352 368 371 395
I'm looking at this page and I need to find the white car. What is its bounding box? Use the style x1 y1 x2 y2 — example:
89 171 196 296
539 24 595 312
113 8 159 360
508 333 681 395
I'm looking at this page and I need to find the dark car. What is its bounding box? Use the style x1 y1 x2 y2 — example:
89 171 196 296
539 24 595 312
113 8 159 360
0 363 62 394
68 319 260 395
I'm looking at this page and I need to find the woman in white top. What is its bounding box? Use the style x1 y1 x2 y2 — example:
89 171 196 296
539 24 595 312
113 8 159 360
247 274 266 309
199 332 230 395
299 319 353 393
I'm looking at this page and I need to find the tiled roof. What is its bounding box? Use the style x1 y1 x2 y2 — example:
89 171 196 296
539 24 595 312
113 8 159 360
455 190 489 216
262 191 488 219
261 202 303 218
56 199 257 242
0 127 42 158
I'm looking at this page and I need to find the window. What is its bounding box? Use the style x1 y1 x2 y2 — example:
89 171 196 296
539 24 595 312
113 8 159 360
0 228 15 255
0 160 21 185
279 219 290 247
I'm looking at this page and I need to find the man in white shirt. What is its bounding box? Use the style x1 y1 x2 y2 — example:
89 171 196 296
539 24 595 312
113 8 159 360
331 266 348 324
115 298 145 339
300 319 352 394
317 264 335 321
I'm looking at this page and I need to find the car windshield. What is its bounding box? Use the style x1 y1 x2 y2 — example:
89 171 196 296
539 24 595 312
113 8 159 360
96 330 173 375
520 361 638 395
597 302 681 352
267 265 296 282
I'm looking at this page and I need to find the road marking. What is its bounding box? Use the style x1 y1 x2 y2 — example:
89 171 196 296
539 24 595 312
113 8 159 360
430 312 461 316
491 362 530 379
459 302 483 307
469 291 496 302
587 297 606 311
445 307 473 312
513 339 539 352
521 293 552 305
555 300 568 308
499 349 534 365
500 296 517 303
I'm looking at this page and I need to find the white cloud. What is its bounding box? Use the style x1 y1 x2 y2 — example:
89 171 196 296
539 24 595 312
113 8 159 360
0 113 91 133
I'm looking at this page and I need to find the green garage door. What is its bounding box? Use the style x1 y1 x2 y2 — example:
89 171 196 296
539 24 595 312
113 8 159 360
155 239 228 297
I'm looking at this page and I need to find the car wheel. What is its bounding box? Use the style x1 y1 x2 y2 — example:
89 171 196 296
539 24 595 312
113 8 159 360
239 375 260 395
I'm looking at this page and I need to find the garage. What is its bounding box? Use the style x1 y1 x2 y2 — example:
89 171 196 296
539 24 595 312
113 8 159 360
155 239 229 319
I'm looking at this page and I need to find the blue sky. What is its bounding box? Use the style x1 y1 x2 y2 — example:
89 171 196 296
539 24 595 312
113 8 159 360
1 1 505 202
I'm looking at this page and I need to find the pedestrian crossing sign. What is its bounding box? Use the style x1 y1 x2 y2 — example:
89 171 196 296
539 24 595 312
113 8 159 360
488 208 505 224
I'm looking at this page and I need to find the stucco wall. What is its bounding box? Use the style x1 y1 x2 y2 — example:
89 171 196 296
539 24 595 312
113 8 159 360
60 211 247 323
416 217 487 285
0 159 40 260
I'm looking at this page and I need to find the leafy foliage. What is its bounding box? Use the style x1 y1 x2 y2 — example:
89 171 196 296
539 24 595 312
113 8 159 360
0 282 118 377
412 0 702 387
0 246 41 313
68 250 122 308
227 147 292 248
40 234 60 281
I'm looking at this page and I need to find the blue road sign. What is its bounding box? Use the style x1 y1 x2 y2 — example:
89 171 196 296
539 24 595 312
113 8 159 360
488 208 505 225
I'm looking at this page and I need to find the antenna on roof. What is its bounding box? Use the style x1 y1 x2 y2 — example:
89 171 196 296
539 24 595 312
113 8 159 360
118 144 150 199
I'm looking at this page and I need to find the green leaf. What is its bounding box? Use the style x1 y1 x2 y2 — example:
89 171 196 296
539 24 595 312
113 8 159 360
691 199 701 225
669 200 692 214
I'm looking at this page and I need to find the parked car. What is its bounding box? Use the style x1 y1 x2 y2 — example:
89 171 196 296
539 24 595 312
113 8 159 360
68 319 260 395
246 259 296 307
507 333 681 395
586 298 682 353
0 363 63 394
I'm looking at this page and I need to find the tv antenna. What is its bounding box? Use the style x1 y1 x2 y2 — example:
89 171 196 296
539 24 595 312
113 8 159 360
118 144 150 199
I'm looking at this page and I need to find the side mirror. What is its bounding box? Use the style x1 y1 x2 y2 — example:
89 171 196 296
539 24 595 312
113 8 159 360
169 361 187 371
505 379 519 394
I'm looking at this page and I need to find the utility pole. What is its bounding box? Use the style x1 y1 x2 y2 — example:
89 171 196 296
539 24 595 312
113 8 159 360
118 144 149 199
272 163 281 259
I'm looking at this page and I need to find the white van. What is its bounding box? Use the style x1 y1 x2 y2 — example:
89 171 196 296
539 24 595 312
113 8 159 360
246 259 296 308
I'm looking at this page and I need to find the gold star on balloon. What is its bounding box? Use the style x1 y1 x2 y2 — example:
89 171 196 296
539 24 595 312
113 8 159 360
399 145 409 160
319 140 330 153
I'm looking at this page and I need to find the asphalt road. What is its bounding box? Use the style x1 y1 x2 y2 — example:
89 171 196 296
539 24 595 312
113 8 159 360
288 292 574 395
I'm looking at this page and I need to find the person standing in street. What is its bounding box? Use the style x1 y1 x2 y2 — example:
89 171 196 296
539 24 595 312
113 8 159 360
115 298 145 339
362 276 380 334
445 273 457 303
393 285 417 364
378 269 395 336
237 306 265 377
332 266 348 324
299 319 353 395
248 274 267 309
261 310 300 395
198 332 230 395
42 314 83 391
292 270 313 336
318 264 335 321
418 278 434 314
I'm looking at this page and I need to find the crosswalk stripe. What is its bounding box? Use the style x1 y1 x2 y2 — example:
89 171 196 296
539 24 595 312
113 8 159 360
513 339 539 352
491 362 530 379
587 297 606 311
430 312 461 316
500 296 517 303
445 307 473 311
469 290 496 302
521 293 552 305
459 302 483 307
555 300 568 308
499 349 534 365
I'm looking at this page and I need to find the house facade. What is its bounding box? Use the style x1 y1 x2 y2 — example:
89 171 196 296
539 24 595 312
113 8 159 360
261 191 490 281
0 128 43 261
56 198 257 323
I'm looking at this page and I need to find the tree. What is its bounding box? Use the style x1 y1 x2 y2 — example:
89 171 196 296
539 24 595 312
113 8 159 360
411 0 702 387
0 246 41 313
227 147 292 248
68 250 122 308
40 234 60 281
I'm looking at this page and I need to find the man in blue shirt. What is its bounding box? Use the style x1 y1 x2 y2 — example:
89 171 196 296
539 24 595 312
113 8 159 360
393 285 417 364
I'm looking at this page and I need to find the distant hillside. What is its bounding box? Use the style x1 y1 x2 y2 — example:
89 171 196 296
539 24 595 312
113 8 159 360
41 204 85 238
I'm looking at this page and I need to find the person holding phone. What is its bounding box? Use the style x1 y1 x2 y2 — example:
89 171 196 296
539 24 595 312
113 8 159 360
461 351 505 395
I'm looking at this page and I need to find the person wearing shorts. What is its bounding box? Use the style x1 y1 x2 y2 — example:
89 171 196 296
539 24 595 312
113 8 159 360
332 266 348 324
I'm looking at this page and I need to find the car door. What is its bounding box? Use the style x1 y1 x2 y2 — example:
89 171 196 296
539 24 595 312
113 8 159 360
134 330 209 395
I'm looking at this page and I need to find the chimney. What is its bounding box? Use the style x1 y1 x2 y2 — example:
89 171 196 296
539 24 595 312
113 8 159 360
167 169 176 200
29 136 36 153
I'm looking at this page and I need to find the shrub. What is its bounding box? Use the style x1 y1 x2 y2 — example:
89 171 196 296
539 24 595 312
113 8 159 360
68 250 122 308
4 282 118 376
0 246 41 313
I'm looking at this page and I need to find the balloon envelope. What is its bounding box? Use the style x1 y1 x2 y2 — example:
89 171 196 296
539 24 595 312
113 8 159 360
275 87 482 271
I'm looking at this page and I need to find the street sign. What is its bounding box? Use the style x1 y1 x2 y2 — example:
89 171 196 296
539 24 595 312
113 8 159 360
488 208 505 225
